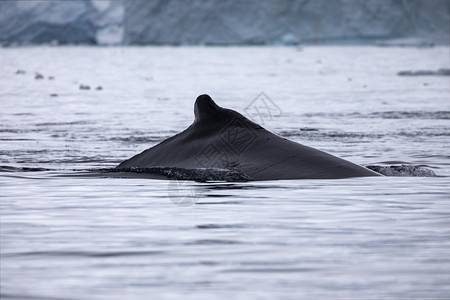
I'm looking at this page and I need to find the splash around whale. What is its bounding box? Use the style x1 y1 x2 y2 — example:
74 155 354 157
116 95 380 181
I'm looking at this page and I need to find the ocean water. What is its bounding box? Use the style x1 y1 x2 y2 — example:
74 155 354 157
0 46 449 299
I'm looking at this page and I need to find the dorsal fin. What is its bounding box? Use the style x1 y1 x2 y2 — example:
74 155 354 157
193 94 263 130
194 94 221 123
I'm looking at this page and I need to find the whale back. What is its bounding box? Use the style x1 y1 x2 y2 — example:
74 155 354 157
117 95 380 180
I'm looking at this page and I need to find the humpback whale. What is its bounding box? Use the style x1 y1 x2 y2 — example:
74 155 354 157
116 95 380 180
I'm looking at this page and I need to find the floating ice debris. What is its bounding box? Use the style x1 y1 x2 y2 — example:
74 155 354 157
366 164 437 177
79 84 90 90
35 72 44 80
50 93 58 97
95 86 103 90
16 70 25 75
397 69 450 76
279 33 300 46
48 76 54 80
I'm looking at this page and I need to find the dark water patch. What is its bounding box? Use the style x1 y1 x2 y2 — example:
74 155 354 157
302 111 450 120
326 132 384 139
277 130 308 138
370 111 450 120
49 133 70 138
367 164 437 177
0 129 25 133
303 112 364 118
300 127 319 131
410 154 450 160
378 160 412 164
0 150 51 160
222 267 317 273
1 250 164 258
396 130 450 137
186 239 242 245
0 138 34 141
196 224 245 229
0 293 71 300
205 194 233 198
397 68 450 76
12 113 35 117
53 158 107 164
278 129 384 140
111 136 169 144
279 127 449 143
35 121 93 126
196 201 243 205
0 166 54 172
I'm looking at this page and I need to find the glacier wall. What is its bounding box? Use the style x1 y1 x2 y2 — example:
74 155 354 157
124 0 450 45
0 0 124 45
0 0 449 45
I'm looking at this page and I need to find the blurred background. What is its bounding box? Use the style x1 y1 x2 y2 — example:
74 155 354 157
1 0 449 46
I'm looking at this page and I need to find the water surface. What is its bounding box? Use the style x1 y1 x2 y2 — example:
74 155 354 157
1 46 449 299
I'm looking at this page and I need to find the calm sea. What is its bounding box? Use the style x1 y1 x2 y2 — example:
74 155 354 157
1 46 449 299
